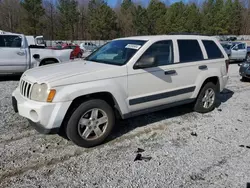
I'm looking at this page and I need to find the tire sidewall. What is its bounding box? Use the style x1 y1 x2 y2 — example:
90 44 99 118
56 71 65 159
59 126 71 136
194 82 217 113
66 99 115 148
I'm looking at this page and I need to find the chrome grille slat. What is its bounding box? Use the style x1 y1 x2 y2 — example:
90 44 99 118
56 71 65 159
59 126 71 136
19 79 33 99
24 83 29 97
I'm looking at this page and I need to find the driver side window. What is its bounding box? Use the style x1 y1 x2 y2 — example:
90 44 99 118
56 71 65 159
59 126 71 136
238 43 245 50
138 40 173 67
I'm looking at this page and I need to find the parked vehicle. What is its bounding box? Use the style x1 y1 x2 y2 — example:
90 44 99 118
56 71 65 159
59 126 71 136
80 42 98 52
63 44 83 59
0 33 72 74
239 60 250 81
51 44 83 59
12 35 229 147
221 42 248 61
26 35 46 47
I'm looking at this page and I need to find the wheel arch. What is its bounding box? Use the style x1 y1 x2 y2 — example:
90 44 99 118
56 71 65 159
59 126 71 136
39 57 59 66
60 91 123 131
192 76 220 98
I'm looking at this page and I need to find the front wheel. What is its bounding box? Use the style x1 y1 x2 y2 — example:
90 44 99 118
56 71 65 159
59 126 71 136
65 99 115 148
194 82 217 113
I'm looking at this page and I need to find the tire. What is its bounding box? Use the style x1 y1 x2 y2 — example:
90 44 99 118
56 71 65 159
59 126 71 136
194 82 217 113
241 76 248 82
65 99 115 148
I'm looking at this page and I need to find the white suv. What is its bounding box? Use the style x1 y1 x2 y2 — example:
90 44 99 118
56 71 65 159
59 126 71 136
12 35 229 147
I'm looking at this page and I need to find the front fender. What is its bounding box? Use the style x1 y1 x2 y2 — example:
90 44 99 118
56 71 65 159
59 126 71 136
52 78 129 115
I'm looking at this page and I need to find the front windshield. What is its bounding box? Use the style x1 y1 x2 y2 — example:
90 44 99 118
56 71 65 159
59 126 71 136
85 40 146 66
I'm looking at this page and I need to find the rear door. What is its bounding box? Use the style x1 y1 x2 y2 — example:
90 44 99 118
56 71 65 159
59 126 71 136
0 34 28 73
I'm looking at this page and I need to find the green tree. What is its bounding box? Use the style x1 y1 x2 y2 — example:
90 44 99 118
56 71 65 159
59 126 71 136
213 0 226 34
231 0 243 35
184 3 201 33
57 0 79 40
118 0 136 36
133 5 149 35
163 2 187 33
88 0 117 39
21 0 45 35
201 0 215 34
147 0 166 34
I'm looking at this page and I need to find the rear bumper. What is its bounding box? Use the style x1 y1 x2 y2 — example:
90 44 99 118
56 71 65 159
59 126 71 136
220 75 229 92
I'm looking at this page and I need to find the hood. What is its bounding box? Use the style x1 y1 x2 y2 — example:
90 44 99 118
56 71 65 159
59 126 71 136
23 60 125 86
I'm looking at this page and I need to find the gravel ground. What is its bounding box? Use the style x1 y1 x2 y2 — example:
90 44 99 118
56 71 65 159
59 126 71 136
0 64 250 188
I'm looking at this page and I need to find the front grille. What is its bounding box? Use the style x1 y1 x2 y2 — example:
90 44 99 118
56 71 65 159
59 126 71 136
20 79 33 98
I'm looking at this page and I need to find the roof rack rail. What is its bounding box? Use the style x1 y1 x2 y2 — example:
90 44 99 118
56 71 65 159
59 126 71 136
168 32 212 36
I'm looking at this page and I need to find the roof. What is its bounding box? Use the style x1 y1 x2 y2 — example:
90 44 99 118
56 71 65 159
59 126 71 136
115 35 215 41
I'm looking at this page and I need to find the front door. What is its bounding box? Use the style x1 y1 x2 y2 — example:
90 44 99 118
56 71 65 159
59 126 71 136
0 35 28 73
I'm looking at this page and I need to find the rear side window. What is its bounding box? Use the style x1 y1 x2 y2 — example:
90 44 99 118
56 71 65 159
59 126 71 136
0 35 22 48
178 40 203 62
202 40 224 59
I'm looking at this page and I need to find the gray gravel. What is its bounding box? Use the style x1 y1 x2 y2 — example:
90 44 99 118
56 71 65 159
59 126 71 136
1 64 250 188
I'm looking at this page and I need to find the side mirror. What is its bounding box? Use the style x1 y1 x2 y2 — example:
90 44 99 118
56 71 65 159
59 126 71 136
33 54 40 60
234 46 238 51
134 56 156 69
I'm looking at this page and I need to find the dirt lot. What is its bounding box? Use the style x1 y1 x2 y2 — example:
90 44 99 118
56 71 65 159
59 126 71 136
0 64 250 188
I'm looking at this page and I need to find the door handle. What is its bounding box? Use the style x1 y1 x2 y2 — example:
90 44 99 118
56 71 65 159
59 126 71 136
199 65 207 70
165 70 176 75
17 51 25 56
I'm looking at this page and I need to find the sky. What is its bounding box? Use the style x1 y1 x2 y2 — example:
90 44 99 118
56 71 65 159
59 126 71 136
106 0 186 7
76 0 188 7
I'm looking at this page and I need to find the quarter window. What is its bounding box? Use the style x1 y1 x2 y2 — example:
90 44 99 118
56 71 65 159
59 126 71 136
178 40 204 62
139 40 173 66
202 40 224 59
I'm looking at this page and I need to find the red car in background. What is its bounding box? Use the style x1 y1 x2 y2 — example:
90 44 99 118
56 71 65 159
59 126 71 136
49 44 83 59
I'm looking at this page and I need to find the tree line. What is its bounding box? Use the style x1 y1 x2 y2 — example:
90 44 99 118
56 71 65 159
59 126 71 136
0 0 250 40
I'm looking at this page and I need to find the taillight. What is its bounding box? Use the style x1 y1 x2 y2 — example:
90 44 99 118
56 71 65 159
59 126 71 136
225 59 229 73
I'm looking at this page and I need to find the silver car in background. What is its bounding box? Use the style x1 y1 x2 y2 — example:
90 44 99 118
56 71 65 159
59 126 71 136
221 42 248 61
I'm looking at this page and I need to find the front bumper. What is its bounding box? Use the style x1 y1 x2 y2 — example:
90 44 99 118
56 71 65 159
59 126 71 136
12 89 71 134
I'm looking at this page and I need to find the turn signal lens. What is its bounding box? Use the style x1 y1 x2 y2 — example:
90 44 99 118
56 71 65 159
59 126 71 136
47 89 56 102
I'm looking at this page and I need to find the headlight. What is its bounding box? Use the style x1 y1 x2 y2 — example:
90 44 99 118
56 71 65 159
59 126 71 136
242 63 250 68
30 83 56 102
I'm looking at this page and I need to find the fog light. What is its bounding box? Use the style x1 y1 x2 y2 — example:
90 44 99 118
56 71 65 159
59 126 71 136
30 110 39 122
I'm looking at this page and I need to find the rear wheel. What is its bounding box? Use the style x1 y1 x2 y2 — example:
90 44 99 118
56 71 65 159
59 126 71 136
194 82 217 113
65 99 115 148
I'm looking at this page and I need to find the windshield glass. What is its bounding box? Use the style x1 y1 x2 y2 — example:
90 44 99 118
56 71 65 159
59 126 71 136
85 40 146 66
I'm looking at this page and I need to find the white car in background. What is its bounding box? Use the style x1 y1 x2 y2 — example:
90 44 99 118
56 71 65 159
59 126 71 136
0 33 72 74
221 42 248 61
79 42 98 52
